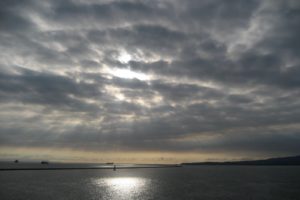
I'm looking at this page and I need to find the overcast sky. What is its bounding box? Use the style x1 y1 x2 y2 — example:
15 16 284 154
0 0 300 163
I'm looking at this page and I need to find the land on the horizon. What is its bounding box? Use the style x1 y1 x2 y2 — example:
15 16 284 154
182 155 300 166
1 155 300 171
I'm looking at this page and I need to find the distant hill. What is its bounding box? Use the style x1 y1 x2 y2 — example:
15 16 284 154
182 155 300 166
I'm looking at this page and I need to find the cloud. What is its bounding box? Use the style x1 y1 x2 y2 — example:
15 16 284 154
0 0 300 161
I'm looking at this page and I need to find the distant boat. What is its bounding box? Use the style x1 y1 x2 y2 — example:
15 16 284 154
14 160 19 163
41 161 49 165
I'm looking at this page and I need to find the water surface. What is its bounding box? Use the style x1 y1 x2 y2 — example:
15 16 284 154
1 166 300 200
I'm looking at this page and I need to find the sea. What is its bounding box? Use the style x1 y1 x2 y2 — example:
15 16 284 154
1 164 300 200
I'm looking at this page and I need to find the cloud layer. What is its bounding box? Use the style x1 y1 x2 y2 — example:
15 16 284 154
1 0 300 162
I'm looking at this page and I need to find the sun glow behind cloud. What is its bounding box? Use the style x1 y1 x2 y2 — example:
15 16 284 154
109 68 150 81
118 51 132 63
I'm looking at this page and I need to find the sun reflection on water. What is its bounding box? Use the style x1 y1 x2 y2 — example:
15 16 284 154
93 177 149 200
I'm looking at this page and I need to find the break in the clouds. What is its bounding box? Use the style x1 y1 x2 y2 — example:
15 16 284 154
0 0 300 163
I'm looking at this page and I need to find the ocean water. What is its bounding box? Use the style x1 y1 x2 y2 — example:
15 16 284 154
1 166 300 200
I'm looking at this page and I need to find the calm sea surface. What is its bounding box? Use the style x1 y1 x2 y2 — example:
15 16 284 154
1 166 300 200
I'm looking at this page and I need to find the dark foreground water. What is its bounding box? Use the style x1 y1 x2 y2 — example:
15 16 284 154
1 166 300 200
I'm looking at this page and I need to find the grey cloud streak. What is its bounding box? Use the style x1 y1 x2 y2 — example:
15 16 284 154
0 0 300 159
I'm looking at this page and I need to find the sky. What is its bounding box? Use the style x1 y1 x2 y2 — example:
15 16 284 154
0 0 300 164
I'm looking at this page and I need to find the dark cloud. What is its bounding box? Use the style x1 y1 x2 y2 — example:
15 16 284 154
0 0 36 32
51 0 157 23
0 0 300 160
0 67 102 113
